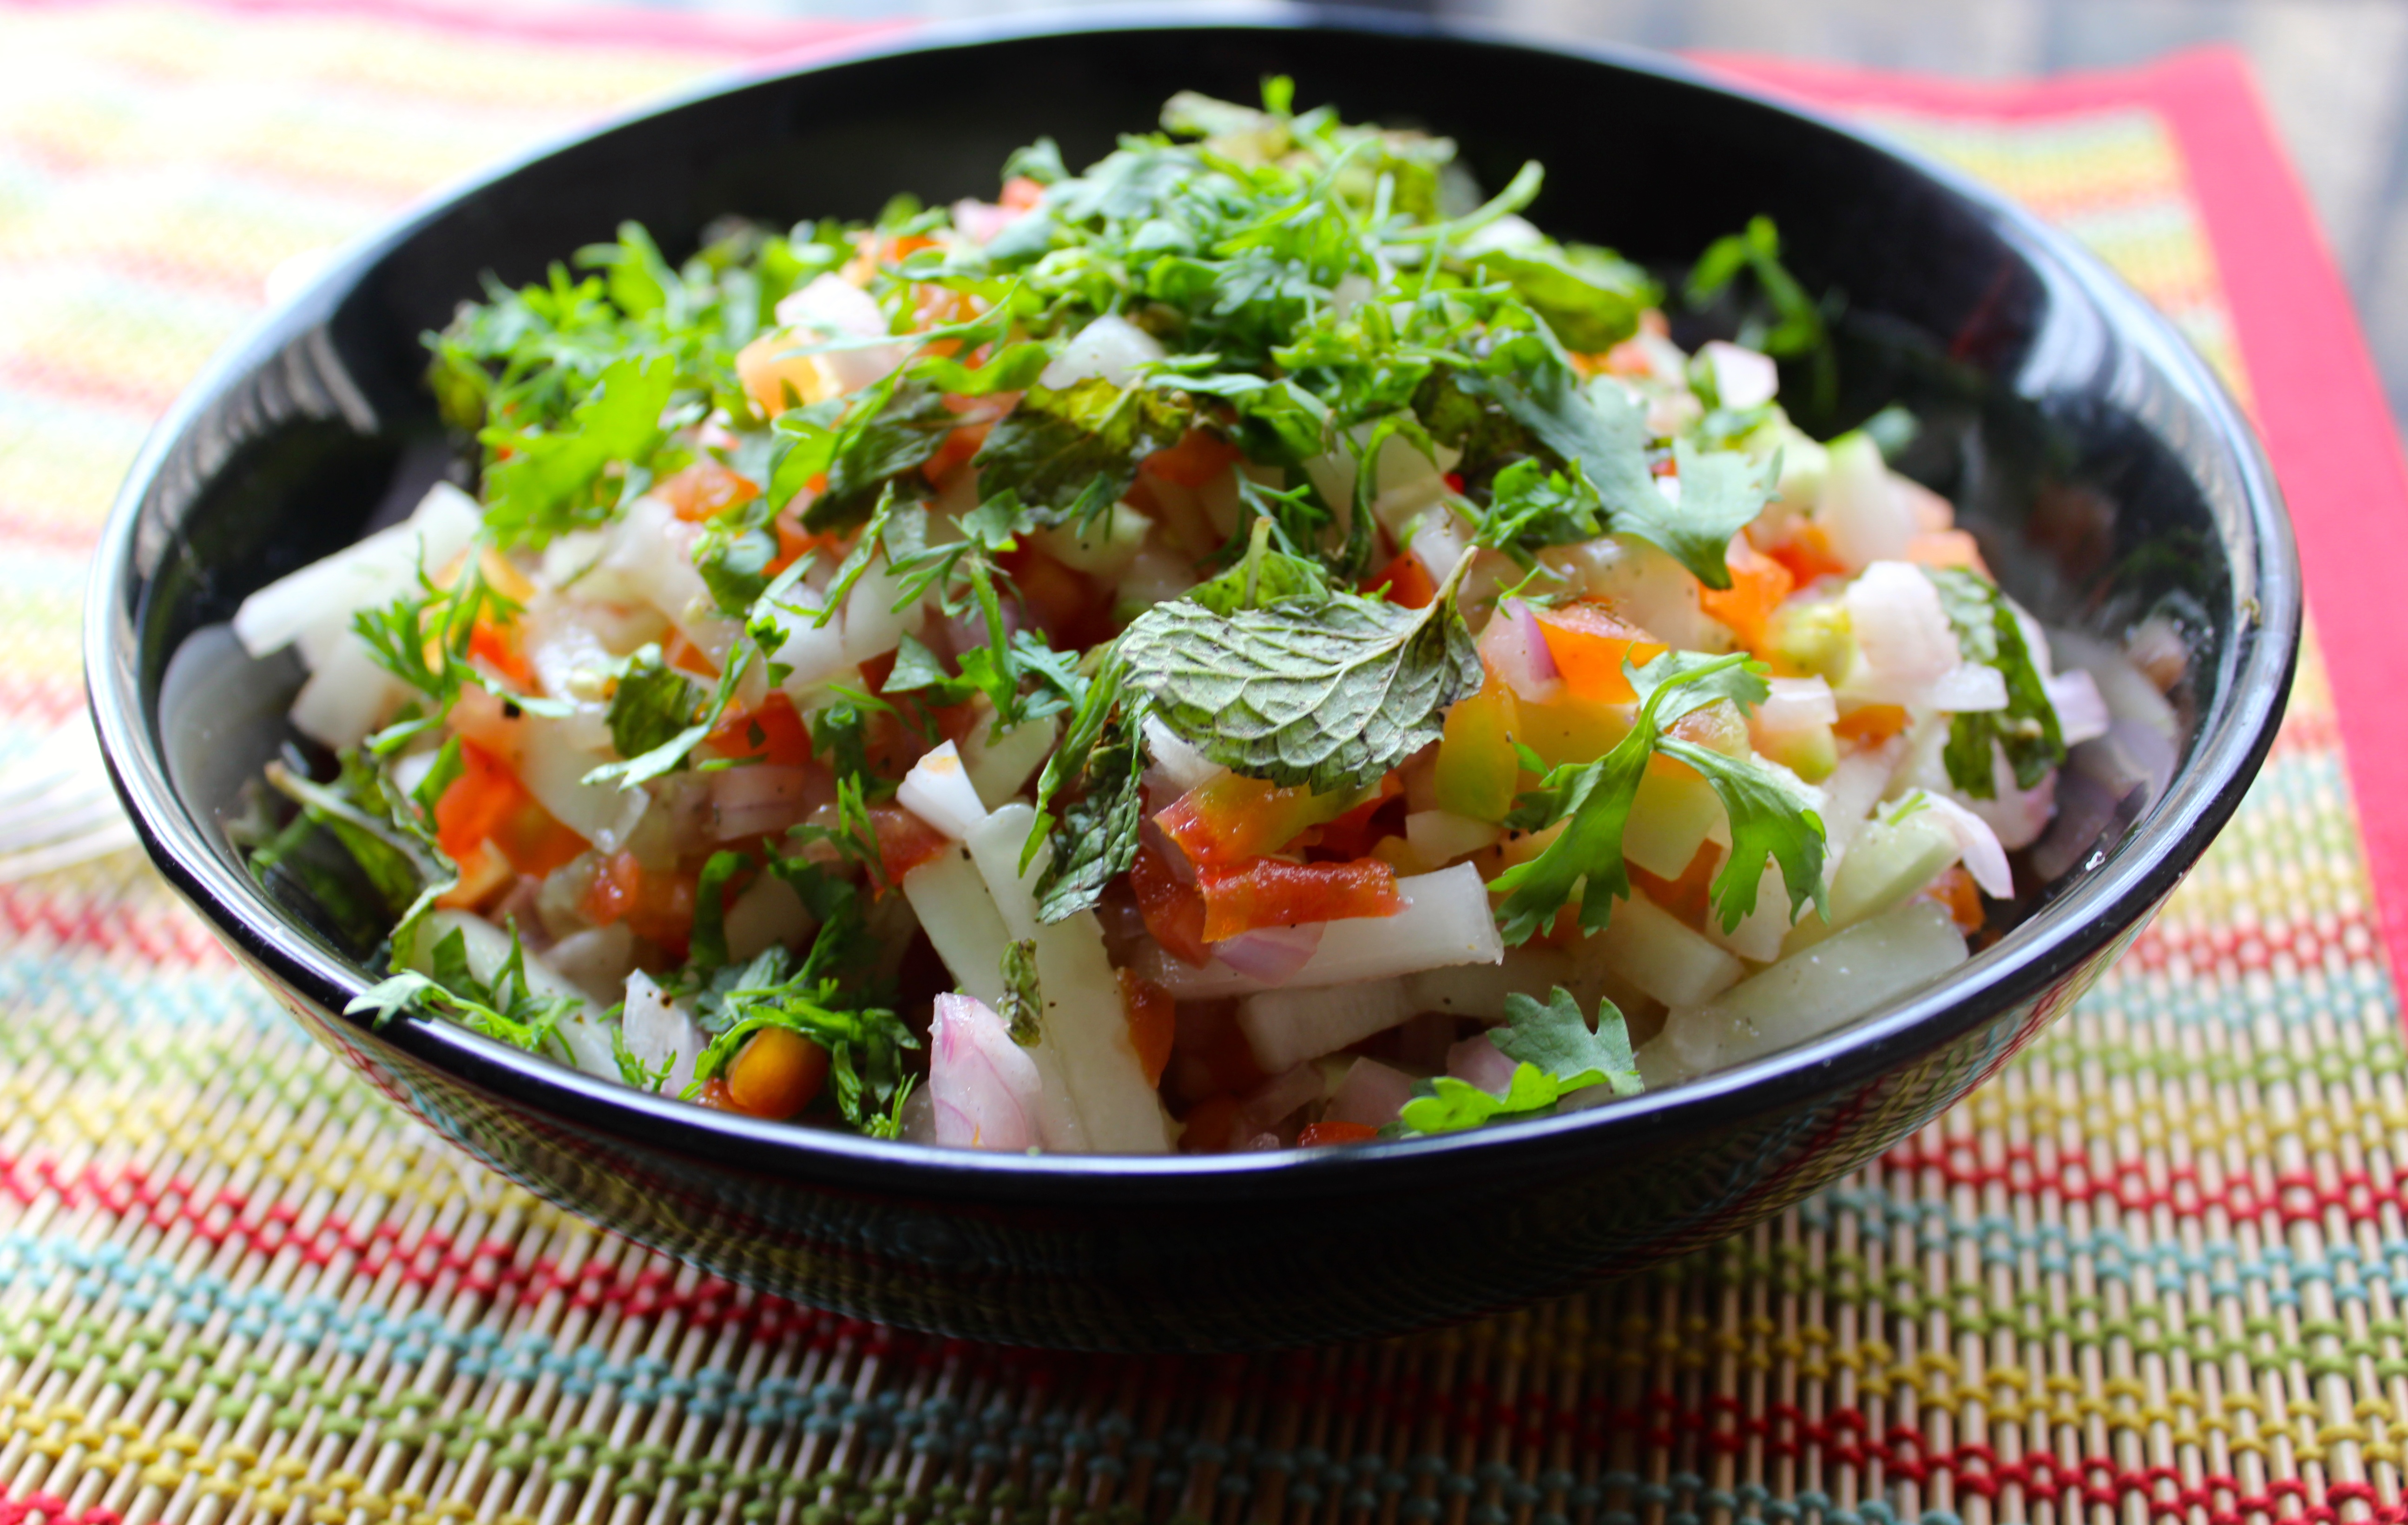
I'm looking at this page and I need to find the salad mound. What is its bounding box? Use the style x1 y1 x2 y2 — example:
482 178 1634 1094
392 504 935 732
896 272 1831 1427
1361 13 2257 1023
231 82 2146 1154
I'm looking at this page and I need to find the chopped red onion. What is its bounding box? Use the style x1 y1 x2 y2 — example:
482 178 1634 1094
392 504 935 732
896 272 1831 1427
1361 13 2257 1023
1233 1063 1324 1139
709 764 815 841
1445 1033 1520 1097
1476 598 1563 703
1327 1057 1415 1128
930 993 1044 1152
1210 922 1325 984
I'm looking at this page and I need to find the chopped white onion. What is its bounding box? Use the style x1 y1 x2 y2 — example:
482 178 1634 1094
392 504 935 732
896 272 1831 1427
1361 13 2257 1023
1758 675 1838 730
1844 561 1960 697
1140 715 1223 794
289 635 408 750
929 993 1046 1152
1702 340 1779 410
1816 433 1915 570
1903 791 2013 899
775 273 906 395
724 873 811 962
1040 314 1167 390
897 742 990 839
2045 668 2112 745
546 924 636 1004
1924 663 2008 713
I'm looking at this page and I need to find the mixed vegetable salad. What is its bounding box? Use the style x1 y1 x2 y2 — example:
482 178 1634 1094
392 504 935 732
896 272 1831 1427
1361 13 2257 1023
230 82 2160 1154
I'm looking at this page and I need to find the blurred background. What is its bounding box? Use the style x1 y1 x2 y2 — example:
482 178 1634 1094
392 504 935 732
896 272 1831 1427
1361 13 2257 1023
560 0 2408 431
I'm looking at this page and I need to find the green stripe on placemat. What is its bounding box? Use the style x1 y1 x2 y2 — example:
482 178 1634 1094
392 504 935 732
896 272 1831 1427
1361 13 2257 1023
3 7 2405 1524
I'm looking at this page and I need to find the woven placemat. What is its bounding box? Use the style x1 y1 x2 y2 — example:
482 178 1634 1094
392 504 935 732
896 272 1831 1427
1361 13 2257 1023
4 10 2402 1525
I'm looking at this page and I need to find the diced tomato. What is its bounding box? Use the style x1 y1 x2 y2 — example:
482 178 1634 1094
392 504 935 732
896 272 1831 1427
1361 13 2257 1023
726 1026 830 1120
661 632 720 681
1918 863 1986 933
1155 773 1353 868
1758 523 1849 587
1631 842 1719 930
1116 969 1176 1087
1196 857 1402 942
1000 176 1046 212
1904 529 1988 575
921 421 993 485
1130 845 1211 967
581 850 700 958
490 800 588 877
434 841 514 911
706 692 814 768
1139 426 1243 488
1833 703 1909 745
868 803 950 887
435 741 527 862
1361 552 1436 610
1296 1120 1380 1147
998 546 1107 648
658 460 762 523
1442 472 1466 494
1600 336 1656 378
1179 1093 1241 1154
1168 999 1269 1105
1697 535 1796 654
1434 680 1520 823
1533 603 1669 705
695 1077 737 1111
466 617 535 689
1304 772 1401 861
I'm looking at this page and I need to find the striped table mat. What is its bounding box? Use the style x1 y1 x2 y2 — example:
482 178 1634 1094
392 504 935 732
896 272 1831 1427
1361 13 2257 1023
5 10 2406 1525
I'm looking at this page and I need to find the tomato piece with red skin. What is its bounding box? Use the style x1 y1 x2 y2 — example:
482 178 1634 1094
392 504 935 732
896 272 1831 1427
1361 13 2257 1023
1139 427 1243 488
1129 845 1211 967
705 692 813 768
1361 552 1436 610
1154 773 1352 868
1297 1120 1380 1146
1116 969 1175 1086
868 803 950 887
1195 857 1402 942
581 850 700 958
658 461 761 523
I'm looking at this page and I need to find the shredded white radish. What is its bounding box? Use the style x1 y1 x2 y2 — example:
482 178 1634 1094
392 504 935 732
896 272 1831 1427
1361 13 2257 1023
1581 892 1746 1008
1924 663 2008 713
233 482 481 660
961 713 1059 809
897 742 990 839
929 993 1046 1152
621 969 704 1096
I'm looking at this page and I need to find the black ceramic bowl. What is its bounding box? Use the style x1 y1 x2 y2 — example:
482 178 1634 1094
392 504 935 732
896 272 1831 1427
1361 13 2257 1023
89 7 2297 1351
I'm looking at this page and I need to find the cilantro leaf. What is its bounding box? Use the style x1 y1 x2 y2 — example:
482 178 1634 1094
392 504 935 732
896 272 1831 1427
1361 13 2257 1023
1474 457 1601 554
691 499 780 617
1654 740 1827 933
1396 1065 1564 1135
1463 240 1658 352
480 354 677 548
585 630 751 790
1927 566 2066 796
688 849 751 972
1605 440 1774 593
1492 986 1643 1098
1490 650 1823 944
1114 548 1479 794
971 377 1193 521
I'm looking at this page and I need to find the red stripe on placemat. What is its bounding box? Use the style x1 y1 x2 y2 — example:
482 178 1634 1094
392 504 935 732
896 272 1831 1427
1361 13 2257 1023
1701 47 2408 982
0 0 895 59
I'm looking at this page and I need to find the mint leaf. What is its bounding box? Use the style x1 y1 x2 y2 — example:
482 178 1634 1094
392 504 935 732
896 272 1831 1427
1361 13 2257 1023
481 354 677 548
1493 986 1643 1098
999 939 1043 1045
1114 550 1478 795
1032 707 1147 924
802 379 955 532
605 644 706 762
972 376 1193 521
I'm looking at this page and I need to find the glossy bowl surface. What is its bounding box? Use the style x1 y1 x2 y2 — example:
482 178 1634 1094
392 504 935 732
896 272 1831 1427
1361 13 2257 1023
89 7 2297 1350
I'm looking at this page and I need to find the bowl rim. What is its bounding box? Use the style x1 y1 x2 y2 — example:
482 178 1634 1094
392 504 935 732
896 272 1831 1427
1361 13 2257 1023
87 1 2301 1201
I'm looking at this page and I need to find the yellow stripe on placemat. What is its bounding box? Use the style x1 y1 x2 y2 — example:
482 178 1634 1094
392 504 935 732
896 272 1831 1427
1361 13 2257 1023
1 10 2403 1525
